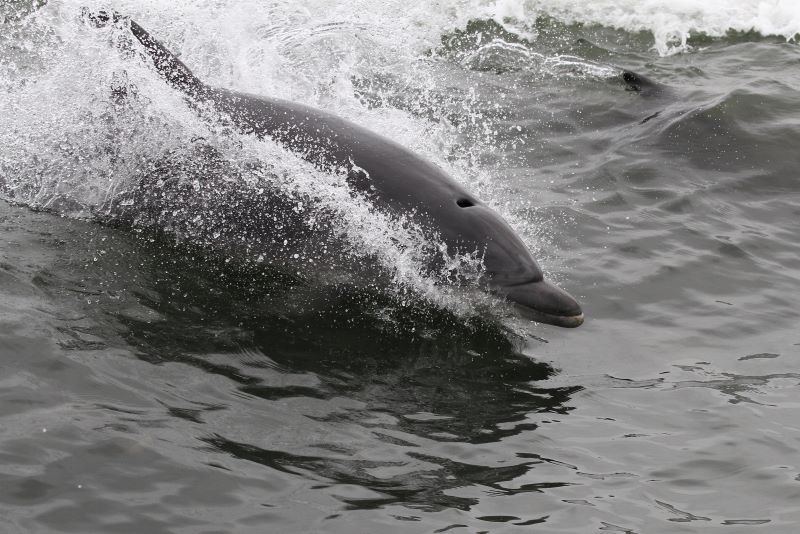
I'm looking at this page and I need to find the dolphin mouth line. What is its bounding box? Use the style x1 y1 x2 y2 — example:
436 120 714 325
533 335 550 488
512 303 585 328
503 277 544 288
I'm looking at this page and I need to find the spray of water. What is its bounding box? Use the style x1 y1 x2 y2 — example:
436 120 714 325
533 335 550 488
1 0 636 321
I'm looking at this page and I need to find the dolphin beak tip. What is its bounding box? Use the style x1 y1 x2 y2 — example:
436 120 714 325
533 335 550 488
498 279 584 328
562 312 585 328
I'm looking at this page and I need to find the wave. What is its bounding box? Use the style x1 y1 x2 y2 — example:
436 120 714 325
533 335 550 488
490 0 800 55
12 0 781 322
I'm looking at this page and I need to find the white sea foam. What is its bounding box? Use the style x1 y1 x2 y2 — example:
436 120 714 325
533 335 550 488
489 0 800 55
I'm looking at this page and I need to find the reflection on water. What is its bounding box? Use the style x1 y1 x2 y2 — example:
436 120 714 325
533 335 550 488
113 235 580 512
0 208 580 524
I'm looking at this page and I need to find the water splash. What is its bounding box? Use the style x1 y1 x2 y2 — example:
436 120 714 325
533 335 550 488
0 0 578 321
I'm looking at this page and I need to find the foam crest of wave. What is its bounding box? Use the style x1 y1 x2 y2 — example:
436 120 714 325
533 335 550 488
493 0 800 55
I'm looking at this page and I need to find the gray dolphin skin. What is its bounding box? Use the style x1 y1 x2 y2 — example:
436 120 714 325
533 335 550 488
89 11 584 328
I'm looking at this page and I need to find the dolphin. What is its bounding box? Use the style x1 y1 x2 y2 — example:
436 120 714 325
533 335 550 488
621 69 664 96
87 11 584 328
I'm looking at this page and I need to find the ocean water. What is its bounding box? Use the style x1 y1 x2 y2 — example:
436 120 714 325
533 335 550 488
1 0 800 532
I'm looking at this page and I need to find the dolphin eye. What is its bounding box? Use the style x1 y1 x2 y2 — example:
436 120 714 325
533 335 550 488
456 198 475 208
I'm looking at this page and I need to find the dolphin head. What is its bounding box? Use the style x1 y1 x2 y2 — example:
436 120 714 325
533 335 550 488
437 197 584 328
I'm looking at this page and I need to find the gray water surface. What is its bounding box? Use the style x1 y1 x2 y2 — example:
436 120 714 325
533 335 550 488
1 2 800 533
